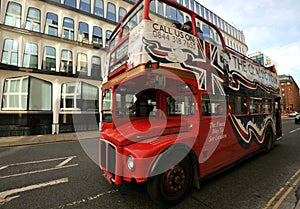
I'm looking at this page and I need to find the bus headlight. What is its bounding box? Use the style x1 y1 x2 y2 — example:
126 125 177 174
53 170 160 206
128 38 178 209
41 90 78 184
127 155 135 171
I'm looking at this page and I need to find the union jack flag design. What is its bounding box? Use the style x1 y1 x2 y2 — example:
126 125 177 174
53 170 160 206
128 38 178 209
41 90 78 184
142 37 226 95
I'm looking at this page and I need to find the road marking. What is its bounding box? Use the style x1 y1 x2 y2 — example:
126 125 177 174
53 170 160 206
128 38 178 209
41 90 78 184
0 178 68 205
56 156 76 167
0 164 78 179
0 166 8 171
289 128 300 134
0 156 76 168
0 156 78 179
263 168 300 209
54 189 119 208
272 187 294 209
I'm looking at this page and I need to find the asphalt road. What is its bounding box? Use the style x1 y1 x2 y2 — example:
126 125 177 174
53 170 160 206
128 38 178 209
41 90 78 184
0 117 300 209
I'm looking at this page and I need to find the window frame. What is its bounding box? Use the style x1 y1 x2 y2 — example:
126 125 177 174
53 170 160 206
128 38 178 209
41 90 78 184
2 76 52 111
22 42 38 69
92 26 103 47
61 82 99 111
25 7 41 32
79 0 91 13
76 52 88 73
94 0 104 17
78 21 89 43
63 17 74 40
91 56 102 79
60 49 73 73
4 2 22 28
64 0 77 8
42 46 56 71
1 39 19 66
45 12 59 37
106 2 116 22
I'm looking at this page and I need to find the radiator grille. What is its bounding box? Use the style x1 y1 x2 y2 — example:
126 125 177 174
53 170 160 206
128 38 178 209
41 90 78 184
100 139 116 177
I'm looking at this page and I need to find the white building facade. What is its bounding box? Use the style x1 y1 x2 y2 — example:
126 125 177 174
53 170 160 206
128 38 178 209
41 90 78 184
0 0 248 136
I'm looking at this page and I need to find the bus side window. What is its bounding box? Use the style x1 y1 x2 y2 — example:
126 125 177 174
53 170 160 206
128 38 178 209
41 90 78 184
230 95 247 115
202 94 227 116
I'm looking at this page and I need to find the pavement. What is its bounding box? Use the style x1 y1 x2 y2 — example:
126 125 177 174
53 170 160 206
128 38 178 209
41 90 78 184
1 131 300 209
0 131 99 148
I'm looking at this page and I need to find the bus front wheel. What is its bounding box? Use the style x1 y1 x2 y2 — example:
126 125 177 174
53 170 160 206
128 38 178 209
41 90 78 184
147 154 192 206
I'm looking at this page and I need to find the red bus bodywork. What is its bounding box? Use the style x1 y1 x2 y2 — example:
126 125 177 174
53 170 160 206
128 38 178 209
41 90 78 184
99 0 282 205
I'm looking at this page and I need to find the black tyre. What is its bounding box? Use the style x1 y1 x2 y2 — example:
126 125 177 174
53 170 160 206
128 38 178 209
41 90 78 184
147 154 193 206
264 128 273 152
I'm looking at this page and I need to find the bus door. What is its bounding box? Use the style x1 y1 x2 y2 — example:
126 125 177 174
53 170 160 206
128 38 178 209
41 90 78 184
199 94 232 174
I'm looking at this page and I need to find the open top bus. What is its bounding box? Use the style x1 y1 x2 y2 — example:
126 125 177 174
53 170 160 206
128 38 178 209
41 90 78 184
99 0 282 205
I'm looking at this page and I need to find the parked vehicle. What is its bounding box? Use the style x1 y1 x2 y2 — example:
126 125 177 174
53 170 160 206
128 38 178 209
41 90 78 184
289 111 298 117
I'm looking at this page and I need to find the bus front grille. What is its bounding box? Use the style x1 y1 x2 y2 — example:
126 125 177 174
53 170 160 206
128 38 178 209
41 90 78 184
100 139 116 178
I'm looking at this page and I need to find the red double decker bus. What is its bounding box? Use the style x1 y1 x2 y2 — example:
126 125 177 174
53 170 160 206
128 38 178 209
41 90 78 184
99 0 282 205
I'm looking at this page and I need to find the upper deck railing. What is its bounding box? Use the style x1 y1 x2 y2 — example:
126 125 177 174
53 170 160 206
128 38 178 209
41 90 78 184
104 0 279 92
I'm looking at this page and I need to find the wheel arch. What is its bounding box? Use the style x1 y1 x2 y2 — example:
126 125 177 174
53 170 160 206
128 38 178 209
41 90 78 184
148 143 200 189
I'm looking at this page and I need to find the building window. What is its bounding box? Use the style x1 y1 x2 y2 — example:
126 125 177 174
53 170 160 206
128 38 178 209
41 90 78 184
63 17 74 40
60 49 73 73
166 5 176 19
150 0 155 12
61 82 80 110
2 76 28 110
105 30 112 47
80 0 90 12
195 2 200 14
65 0 76 8
1 39 18 66
94 0 104 17
205 9 209 21
166 5 183 23
43 46 56 71
2 76 52 111
61 82 99 111
78 22 89 43
184 0 189 9
45 12 58 36
77 53 87 73
190 0 194 11
81 83 99 111
107 3 116 22
91 56 102 79
157 2 163 15
25 7 41 32
200 5 204 17
29 77 52 111
118 7 127 22
4 2 22 27
23 43 38 69
92 26 103 48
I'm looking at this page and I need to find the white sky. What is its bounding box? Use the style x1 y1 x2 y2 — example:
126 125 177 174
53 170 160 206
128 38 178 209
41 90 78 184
198 0 300 84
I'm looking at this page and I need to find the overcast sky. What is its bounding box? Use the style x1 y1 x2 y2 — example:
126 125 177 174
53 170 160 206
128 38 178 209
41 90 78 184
198 0 300 84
